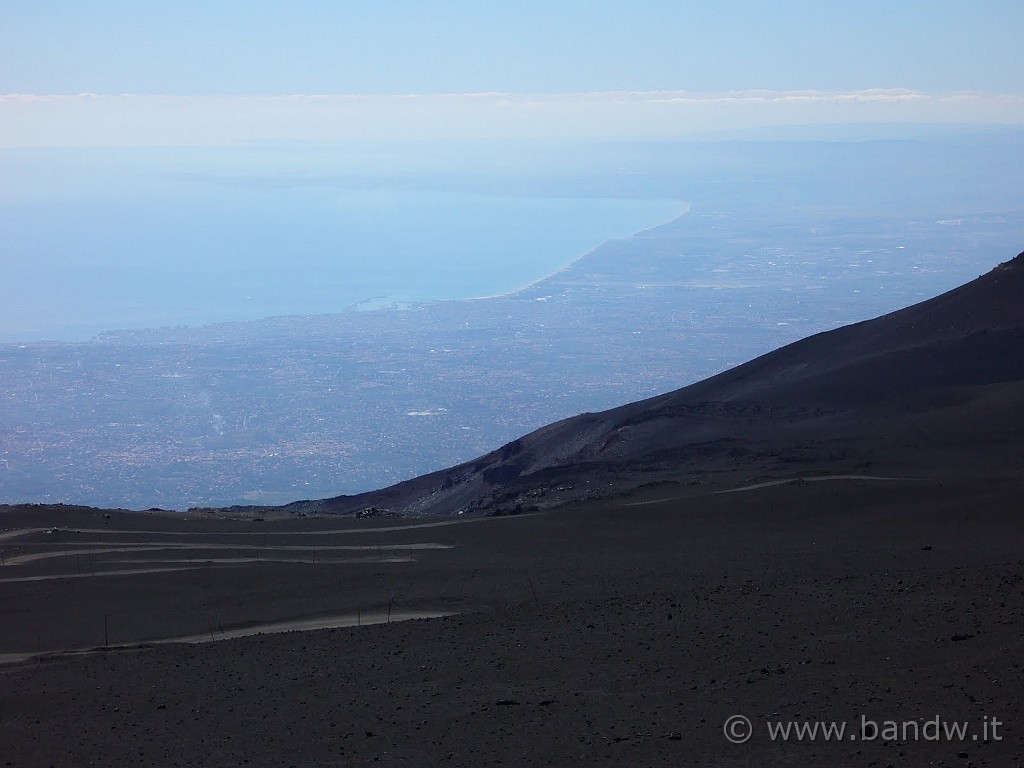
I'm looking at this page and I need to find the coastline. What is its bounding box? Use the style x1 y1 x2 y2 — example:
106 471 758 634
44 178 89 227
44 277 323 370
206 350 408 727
11 196 690 344
453 200 691 304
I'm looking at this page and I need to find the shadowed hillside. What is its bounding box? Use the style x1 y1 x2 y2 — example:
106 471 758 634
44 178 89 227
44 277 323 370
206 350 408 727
282 251 1024 517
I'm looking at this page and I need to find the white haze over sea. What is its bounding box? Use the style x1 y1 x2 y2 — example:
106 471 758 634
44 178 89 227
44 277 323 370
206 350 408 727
0 145 682 343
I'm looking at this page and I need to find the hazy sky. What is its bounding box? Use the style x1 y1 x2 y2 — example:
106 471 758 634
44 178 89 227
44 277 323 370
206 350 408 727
4 1 1023 94
2 1 1023 144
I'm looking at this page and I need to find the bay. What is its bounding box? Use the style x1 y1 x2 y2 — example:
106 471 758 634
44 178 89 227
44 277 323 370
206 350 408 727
0 152 682 342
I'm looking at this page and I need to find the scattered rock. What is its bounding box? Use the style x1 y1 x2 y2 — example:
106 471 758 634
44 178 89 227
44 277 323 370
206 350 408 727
356 506 402 519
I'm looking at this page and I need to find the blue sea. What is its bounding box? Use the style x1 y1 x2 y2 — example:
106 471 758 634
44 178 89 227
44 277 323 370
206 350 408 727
0 146 682 342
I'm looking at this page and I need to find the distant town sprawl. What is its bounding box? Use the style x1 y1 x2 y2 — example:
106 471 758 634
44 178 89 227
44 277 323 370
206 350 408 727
1 207 1020 509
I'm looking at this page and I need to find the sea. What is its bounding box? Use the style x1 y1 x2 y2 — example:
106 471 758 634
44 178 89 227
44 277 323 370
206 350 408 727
0 145 682 343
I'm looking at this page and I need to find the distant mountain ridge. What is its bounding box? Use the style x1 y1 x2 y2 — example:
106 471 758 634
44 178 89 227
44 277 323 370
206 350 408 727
278 251 1024 517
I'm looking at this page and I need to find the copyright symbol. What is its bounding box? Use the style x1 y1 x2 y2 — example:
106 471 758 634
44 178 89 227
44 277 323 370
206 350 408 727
723 714 753 744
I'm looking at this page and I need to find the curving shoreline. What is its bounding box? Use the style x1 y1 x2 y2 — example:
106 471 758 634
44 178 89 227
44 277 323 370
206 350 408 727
454 200 691 303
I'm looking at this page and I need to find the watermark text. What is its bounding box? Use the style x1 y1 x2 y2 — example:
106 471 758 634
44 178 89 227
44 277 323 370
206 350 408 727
723 714 1003 744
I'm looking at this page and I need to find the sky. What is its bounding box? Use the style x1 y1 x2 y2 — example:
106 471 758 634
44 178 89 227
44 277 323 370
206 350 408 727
2 1 1023 145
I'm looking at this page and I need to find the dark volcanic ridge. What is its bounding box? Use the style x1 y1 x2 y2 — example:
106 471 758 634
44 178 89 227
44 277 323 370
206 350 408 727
266 250 1024 518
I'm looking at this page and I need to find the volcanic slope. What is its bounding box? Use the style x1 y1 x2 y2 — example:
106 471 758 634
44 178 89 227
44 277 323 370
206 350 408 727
302 251 1024 516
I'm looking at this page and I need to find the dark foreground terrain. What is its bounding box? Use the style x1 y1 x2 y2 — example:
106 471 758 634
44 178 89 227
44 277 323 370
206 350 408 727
2 476 1023 766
